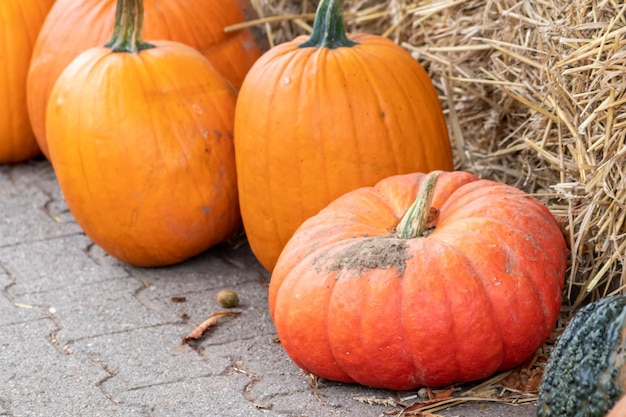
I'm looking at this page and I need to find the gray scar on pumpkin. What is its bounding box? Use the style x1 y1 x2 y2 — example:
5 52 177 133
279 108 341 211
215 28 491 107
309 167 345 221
322 237 412 275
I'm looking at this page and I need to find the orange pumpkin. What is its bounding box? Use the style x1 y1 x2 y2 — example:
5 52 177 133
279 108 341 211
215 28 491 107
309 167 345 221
269 171 567 390
234 0 454 272
28 0 263 159
46 0 240 267
0 0 55 163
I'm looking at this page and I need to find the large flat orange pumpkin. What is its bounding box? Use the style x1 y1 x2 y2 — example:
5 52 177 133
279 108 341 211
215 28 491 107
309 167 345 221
269 171 567 390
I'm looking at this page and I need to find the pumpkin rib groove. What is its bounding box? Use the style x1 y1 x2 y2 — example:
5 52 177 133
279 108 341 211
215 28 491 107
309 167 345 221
318 48 340 205
264 48 313 251
433 216 559 341
326 259 360 382
432 238 505 381
276 243 354 383
397 264 420 385
143 58 215 226
368 43 412 173
359 38 450 171
83 52 159 240
459 230 543 361
141 51 233 198
400 256 424 386
396 238 489 387
133 56 167 183
350 41 426 173
398 242 435 386
438 252 463 384
322 238 408 387
17 3 36 46
364 265 409 386
74 49 116 199
330 48 368 186
432 182 513 222
342 41 400 175
306 49 329 215
449 237 507 374
434 186 567 274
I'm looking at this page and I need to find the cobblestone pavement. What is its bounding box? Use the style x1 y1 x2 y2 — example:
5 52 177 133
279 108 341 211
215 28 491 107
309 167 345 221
0 160 537 417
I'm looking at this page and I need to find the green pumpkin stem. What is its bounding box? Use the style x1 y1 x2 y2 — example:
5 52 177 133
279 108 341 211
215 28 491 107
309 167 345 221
299 0 358 49
105 0 154 53
396 171 440 238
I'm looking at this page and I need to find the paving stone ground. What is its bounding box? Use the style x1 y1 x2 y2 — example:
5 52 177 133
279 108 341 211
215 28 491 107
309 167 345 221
0 160 538 417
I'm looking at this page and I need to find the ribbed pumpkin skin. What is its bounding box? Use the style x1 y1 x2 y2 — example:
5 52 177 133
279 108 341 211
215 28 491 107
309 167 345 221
28 0 262 159
0 0 55 163
46 41 240 267
269 171 566 390
538 296 626 417
235 33 454 272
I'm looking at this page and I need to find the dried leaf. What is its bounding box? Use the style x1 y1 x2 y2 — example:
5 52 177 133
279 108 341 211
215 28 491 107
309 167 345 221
428 386 456 400
400 386 456 412
500 367 544 394
388 374 540 416
182 310 240 343
500 353 547 394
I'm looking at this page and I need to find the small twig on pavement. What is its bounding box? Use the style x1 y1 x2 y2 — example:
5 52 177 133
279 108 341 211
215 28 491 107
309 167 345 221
182 310 241 344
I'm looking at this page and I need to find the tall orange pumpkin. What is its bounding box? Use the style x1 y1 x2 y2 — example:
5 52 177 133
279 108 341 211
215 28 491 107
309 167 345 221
234 0 454 272
28 0 263 159
46 0 240 267
0 0 55 163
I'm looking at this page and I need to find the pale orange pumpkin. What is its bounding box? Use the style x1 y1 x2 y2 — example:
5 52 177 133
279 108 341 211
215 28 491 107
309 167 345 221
46 0 240 267
0 0 55 163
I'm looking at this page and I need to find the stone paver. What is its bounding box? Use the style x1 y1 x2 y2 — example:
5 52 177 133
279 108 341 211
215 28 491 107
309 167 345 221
0 160 538 417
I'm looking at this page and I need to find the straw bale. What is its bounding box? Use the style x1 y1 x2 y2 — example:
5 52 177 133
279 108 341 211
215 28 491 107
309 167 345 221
238 0 626 309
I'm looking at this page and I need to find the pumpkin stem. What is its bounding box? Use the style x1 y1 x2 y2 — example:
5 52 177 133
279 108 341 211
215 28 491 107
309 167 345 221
105 0 154 53
396 171 440 239
299 0 358 49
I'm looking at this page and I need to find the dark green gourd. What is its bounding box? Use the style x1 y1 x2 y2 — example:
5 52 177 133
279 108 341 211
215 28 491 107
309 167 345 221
538 295 626 417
